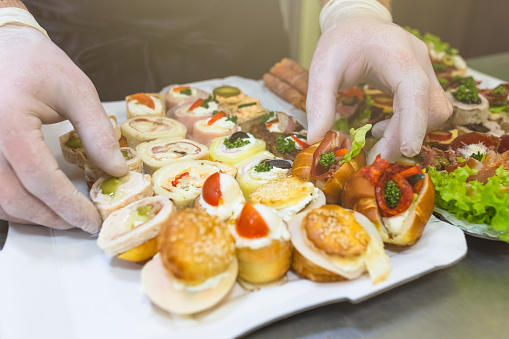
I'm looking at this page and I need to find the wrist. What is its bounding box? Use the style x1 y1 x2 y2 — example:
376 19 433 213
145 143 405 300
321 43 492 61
0 6 50 39
320 0 393 32
0 0 27 10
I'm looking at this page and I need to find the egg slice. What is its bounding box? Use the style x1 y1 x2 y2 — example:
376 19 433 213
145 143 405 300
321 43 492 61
141 255 238 315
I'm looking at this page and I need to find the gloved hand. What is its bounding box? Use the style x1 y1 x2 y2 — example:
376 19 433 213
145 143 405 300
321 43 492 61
306 0 452 164
0 25 127 233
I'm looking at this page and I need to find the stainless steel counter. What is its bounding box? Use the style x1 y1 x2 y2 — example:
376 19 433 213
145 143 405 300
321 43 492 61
245 236 509 339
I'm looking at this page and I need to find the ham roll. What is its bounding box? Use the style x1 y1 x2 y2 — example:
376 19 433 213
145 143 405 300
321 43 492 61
191 111 239 147
90 171 154 220
120 116 187 149
136 137 208 175
209 131 266 166
161 84 210 111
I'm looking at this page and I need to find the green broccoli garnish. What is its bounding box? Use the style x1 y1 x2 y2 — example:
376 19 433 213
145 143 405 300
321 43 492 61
384 180 401 209
453 84 480 104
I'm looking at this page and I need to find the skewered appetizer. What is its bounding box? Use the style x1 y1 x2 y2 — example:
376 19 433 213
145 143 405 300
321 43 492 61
136 137 208 175
120 116 186 149
84 147 143 189
163 85 210 111
249 176 325 222
341 155 435 246
125 93 165 119
288 205 391 284
195 172 245 222
230 203 291 284
152 160 237 209
236 152 292 200
292 126 369 204
191 111 240 147
168 95 225 135
90 171 153 220
141 210 237 315
208 131 266 166
97 196 175 263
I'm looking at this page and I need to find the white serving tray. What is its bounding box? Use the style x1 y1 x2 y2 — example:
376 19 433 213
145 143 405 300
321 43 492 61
0 76 468 339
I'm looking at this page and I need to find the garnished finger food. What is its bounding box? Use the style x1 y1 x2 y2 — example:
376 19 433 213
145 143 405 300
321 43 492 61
136 137 208 175
169 95 225 134
191 111 240 147
249 176 325 222
90 171 154 220
126 93 165 119
141 210 237 315
59 130 88 168
230 203 291 284
162 85 210 111
97 196 175 262
208 132 266 166
195 172 245 221
120 116 187 149
288 205 391 284
152 160 237 208
341 155 435 246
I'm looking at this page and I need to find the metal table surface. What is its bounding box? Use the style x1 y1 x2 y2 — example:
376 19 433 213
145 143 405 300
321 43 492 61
244 55 509 339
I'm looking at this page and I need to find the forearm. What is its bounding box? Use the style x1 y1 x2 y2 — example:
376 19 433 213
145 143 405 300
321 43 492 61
318 0 391 12
0 0 27 10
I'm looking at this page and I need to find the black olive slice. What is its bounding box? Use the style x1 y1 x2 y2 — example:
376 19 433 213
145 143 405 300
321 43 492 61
229 131 250 142
263 159 291 169
407 173 425 185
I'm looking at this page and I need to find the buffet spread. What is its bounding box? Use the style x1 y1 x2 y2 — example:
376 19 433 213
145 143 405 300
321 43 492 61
3 28 508 338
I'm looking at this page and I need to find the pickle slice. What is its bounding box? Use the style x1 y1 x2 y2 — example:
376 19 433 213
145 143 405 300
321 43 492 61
100 177 120 197
213 86 241 98
126 205 154 229
442 54 455 67
65 133 83 149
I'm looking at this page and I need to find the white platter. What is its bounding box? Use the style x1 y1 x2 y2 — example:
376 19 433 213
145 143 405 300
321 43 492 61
1 76 468 339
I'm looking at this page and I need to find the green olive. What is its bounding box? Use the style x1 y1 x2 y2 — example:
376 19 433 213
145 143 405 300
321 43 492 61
213 86 241 98
65 133 83 149
121 150 131 161
126 205 154 229
137 205 153 217
100 177 120 197
442 54 455 67
431 156 450 170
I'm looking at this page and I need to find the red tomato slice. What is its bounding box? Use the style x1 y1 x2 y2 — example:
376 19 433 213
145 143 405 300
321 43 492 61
128 93 155 109
207 111 227 125
236 203 269 239
202 172 222 206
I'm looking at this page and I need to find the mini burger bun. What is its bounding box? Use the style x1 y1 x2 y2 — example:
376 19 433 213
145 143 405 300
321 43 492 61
141 255 238 315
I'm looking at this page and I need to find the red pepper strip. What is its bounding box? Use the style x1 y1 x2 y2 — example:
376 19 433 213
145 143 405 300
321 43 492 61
207 111 227 125
266 120 279 128
375 172 413 217
128 93 155 109
290 135 309 149
337 86 364 100
361 154 390 186
397 166 422 179
334 148 348 157
189 98 203 111
171 172 189 187
173 86 190 92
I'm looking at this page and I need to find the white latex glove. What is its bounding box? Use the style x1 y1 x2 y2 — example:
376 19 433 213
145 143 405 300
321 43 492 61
0 25 127 233
306 0 452 164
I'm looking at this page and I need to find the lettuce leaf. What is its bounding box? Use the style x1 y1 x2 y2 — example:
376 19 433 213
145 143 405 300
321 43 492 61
428 165 509 242
341 124 371 165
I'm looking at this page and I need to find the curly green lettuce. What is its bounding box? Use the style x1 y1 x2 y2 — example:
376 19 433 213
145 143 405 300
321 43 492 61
340 124 371 165
428 165 509 242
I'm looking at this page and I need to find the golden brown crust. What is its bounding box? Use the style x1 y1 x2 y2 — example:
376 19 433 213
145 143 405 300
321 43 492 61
303 205 369 257
291 248 345 282
249 176 314 209
158 210 234 285
291 143 320 184
322 151 366 204
236 240 291 284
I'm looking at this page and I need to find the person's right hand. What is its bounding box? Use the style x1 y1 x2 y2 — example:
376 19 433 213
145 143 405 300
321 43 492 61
0 25 127 233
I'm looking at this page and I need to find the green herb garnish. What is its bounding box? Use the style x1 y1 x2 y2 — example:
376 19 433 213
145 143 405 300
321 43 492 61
276 136 296 154
384 180 401 209
238 102 256 109
201 95 218 109
453 83 480 104
179 88 192 96
489 106 509 114
226 115 238 124
223 137 250 149
121 150 130 161
212 110 219 115
492 85 506 95
432 63 447 73
471 151 486 161
319 152 336 169
262 111 276 124
254 162 273 172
